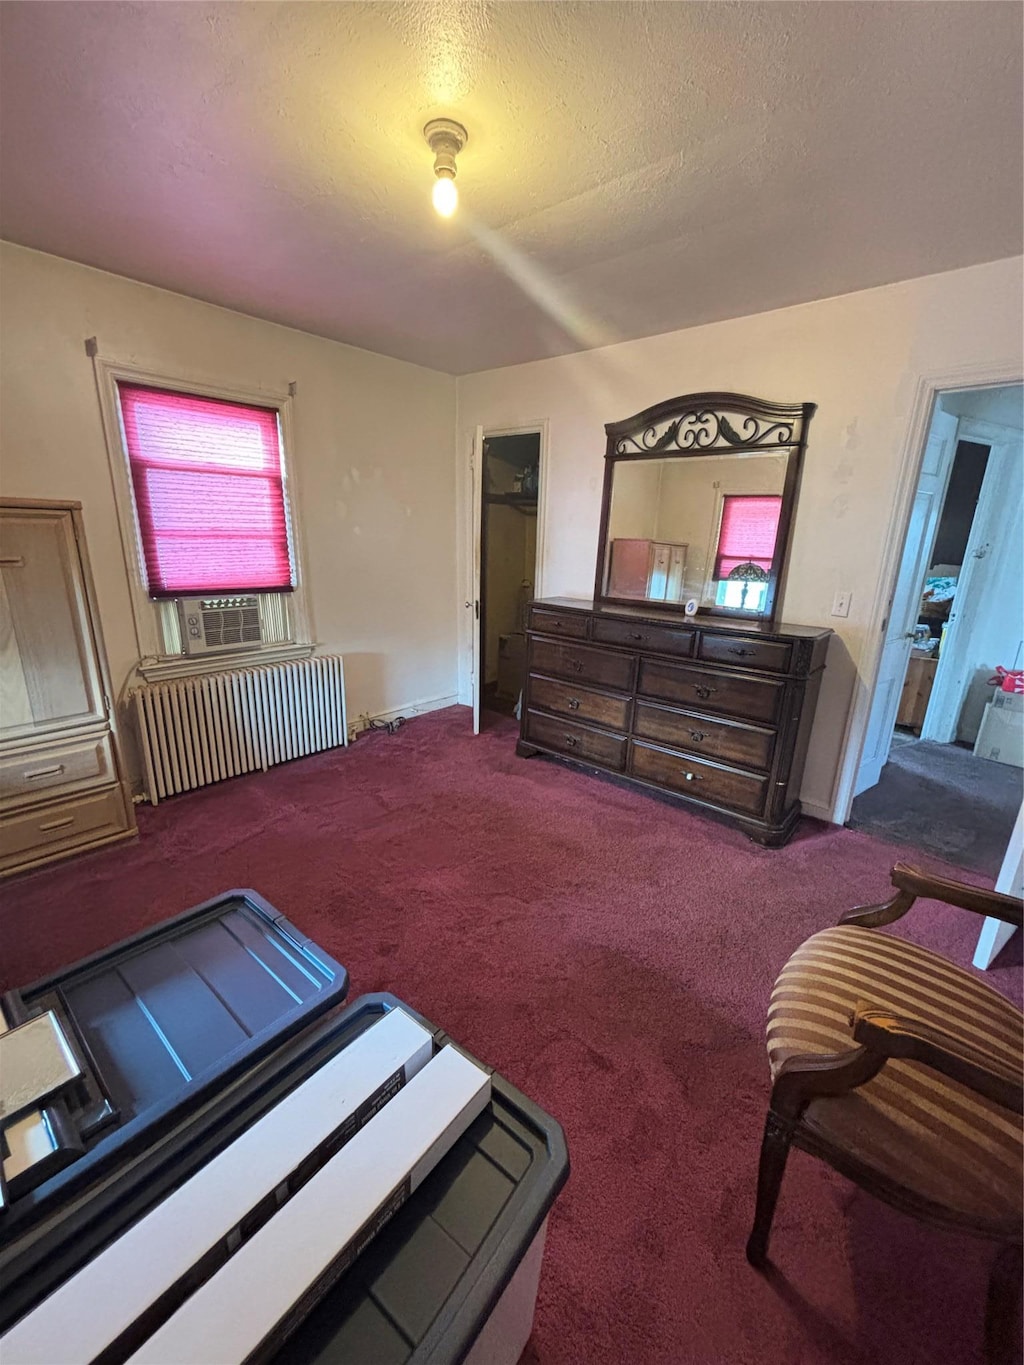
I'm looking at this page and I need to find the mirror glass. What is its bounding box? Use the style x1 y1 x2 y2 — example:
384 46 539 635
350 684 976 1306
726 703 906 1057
602 451 789 614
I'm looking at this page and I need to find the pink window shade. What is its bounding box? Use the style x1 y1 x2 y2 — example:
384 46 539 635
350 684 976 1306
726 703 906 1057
117 383 294 598
714 495 783 579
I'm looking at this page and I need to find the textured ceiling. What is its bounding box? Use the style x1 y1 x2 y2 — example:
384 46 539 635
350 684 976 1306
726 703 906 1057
0 1 1021 374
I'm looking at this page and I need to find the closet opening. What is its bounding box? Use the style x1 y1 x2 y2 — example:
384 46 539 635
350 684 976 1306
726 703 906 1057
479 432 540 723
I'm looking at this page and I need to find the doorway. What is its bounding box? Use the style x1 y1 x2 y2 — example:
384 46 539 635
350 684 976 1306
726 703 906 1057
849 384 1023 877
478 432 540 723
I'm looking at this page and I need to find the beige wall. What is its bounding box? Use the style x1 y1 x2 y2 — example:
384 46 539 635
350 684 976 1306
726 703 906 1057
455 256 1024 819
0 243 458 783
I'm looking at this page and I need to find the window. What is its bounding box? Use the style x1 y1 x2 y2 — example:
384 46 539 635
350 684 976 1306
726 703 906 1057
93 358 311 677
712 494 782 613
116 383 295 598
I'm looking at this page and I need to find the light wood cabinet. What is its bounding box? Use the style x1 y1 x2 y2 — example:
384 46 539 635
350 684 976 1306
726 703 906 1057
0 500 136 875
897 651 938 732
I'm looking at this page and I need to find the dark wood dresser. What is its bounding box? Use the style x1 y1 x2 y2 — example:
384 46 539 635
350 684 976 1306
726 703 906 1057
517 597 831 846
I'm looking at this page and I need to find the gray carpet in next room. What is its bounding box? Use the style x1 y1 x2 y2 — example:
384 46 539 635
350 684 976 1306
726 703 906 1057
848 736 1022 878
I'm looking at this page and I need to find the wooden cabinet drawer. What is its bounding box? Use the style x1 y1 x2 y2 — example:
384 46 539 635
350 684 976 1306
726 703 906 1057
0 785 130 869
528 676 631 731
637 659 784 725
633 701 775 772
697 633 792 673
524 711 627 771
630 741 768 816
592 617 695 659
529 638 635 692
528 608 590 640
0 733 116 806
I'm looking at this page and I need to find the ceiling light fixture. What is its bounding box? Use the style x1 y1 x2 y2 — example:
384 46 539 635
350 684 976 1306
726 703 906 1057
424 118 468 218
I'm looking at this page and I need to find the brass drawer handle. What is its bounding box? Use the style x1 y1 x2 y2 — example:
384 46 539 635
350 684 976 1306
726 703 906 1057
729 646 756 657
39 816 75 831
688 730 706 743
568 698 581 710
25 764 66 780
694 684 716 699
564 735 579 748
682 771 703 782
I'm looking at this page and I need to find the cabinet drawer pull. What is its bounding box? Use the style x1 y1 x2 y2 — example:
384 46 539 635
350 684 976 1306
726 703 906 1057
564 735 579 748
682 771 703 782
688 730 706 743
25 764 66 780
568 698 581 710
0 556 25 567
39 816 75 831
569 659 584 673
693 684 716 699
730 646 756 657
629 632 645 641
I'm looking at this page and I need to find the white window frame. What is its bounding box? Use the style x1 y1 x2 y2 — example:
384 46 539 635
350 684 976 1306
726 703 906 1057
92 355 315 681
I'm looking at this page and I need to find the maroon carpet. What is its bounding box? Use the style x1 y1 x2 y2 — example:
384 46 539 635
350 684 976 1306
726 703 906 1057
1 708 1020 1365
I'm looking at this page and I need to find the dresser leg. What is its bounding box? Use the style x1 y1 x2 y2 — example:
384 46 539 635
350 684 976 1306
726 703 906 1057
516 741 541 758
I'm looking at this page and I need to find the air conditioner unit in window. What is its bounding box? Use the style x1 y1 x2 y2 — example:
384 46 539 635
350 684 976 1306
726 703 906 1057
177 596 264 656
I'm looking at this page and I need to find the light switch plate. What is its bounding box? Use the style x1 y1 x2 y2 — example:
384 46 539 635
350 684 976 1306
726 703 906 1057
831 590 852 618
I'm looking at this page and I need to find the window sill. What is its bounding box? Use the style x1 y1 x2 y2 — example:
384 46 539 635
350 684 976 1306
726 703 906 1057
136 643 316 684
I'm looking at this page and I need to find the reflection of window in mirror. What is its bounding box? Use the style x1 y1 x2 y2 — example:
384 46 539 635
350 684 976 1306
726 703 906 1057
711 495 782 613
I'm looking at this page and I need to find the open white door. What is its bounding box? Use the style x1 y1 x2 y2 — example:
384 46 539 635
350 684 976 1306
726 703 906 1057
921 429 1024 742
854 407 959 796
470 425 483 735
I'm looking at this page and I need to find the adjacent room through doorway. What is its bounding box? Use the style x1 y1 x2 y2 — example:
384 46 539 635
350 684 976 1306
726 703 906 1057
849 383 1023 877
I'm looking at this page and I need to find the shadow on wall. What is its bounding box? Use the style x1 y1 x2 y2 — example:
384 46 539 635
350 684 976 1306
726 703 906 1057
958 665 999 744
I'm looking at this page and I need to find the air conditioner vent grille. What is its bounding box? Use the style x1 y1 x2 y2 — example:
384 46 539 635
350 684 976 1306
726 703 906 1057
177 596 264 655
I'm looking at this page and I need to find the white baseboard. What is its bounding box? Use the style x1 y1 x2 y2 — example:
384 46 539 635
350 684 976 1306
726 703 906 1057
348 694 459 739
800 797 838 825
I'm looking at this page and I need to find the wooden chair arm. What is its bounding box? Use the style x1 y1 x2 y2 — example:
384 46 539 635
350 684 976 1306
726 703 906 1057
841 862 1024 930
770 1044 888 1120
852 1006 1024 1115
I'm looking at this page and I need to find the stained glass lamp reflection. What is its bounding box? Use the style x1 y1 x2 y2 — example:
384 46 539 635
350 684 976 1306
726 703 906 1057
728 561 769 610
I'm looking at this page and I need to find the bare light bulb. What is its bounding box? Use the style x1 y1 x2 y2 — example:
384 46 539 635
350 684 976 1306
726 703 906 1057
432 175 458 218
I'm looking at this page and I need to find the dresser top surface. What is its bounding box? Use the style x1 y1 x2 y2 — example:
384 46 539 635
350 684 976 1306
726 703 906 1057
532 598 832 642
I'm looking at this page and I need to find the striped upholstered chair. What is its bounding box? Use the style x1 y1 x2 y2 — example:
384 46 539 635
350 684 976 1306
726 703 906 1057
747 863 1023 1364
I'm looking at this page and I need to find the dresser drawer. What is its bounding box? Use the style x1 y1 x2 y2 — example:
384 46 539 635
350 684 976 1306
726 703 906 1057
0 733 116 807
528 675 631 731
528 608 590 640
697 633 792 673
637 658 784 725
0 785 130 869
524 711 627 770
633 701 775 772
592 617 695 659
630 741 768 816
529 638 636 692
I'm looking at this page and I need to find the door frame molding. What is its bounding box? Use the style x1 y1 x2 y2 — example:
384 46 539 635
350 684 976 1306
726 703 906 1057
831 360 1022 825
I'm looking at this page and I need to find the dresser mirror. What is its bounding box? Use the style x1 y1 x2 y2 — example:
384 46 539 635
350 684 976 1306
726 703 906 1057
595 393 815 624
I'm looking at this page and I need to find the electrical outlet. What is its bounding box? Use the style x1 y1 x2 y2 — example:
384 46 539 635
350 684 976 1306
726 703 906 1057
831 590 852 618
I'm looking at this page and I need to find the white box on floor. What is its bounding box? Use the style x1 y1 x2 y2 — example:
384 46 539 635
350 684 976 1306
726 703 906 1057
974 699 1024 768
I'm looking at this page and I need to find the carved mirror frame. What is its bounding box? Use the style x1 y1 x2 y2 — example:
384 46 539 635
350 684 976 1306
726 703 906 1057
594 392 816 625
